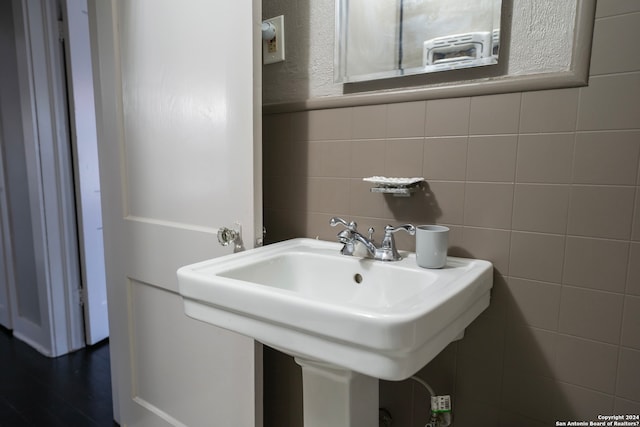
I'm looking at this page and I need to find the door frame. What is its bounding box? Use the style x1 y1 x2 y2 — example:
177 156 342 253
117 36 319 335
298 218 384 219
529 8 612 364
0 126 14 329
59 0 109 346
9 0 84 356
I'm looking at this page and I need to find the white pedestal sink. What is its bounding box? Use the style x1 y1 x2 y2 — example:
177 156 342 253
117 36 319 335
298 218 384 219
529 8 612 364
177 238 492 427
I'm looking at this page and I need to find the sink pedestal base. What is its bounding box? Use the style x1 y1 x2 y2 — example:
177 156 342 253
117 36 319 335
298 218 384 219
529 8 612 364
295 358 378 427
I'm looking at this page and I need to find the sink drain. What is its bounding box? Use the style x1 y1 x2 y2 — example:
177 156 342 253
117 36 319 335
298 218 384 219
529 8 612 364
353 273 363 284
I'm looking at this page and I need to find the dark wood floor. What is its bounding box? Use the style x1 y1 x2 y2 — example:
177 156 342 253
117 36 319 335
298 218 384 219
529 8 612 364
0 326 117 426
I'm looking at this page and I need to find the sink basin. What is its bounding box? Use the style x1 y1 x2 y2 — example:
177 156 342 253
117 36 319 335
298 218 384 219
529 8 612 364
177 238 492 381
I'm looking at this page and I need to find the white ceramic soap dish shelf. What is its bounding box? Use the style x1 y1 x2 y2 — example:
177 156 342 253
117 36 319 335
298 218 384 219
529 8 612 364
363 176 425 197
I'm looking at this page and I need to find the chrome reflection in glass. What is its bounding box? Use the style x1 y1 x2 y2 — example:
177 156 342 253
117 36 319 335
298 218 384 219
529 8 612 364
335 0 502 83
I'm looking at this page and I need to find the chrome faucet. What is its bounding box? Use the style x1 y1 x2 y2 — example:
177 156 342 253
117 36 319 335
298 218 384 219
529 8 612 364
329 217 415 261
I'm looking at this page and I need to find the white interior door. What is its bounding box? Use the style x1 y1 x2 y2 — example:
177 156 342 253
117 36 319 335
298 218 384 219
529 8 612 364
90 1 263 425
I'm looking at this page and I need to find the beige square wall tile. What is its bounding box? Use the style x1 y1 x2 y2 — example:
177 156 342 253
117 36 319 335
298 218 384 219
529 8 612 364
262 140 277 177
305 141 324 177
499 412 549 427
573 131 640 185
305 108 353 141
633 188 640 241
263 209 297 242
386 101 426 138
520 88 579 133
348 216 408 247
379 187 441 224
554 335 618 394
415 344 456 397
425 97 470 136
614 397 640 416
504 323 558 377
306 177 350 214
379 380 413 427
627 243 640 296
423 136 468 181
567 185 635 240
483 273 509 320
446 224 464 250
425 181 465 225
321 140 352 177
516 134 574 184
466 135 518 182
304 212 335 241
617 348 640 402
266 175 307 211
387 218 418 252
263 174 290 210
264 138 306 178
512 184 570 234
263 113 292 144
509 232 565 283
262 348 303 425
350 139 386 179
507 277 562 330
463 182 514 229
501 369 558 424
553 382 614 422
307 140 352 178
621 296 640 350
306 212 339 241
558 286 624 344
563 236 629 293
456 401 502 427
384 138 424 177
456 356 503 406
577 74 640 131
288 141 310 178
457 315 506 365
459 227 511 274
352 104 387 139
262 174 277 209
596 0 640 17
590 13 640 75
289 111 309 142
469 93 521 135
348 179 385 218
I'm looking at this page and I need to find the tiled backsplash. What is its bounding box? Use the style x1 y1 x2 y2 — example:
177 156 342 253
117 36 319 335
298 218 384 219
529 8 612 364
262 4 640 427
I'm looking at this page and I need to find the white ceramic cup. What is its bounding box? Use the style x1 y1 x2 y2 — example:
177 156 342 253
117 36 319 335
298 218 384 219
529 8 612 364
415 225 449 269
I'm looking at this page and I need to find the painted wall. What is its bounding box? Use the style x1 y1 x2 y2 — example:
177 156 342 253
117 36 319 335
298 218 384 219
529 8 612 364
262 1 640 426
262 0 576 105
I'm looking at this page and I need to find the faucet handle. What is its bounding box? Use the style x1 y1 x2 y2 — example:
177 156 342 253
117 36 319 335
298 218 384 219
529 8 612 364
378 224 415 260
384 224 416 235
330 217 358 231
